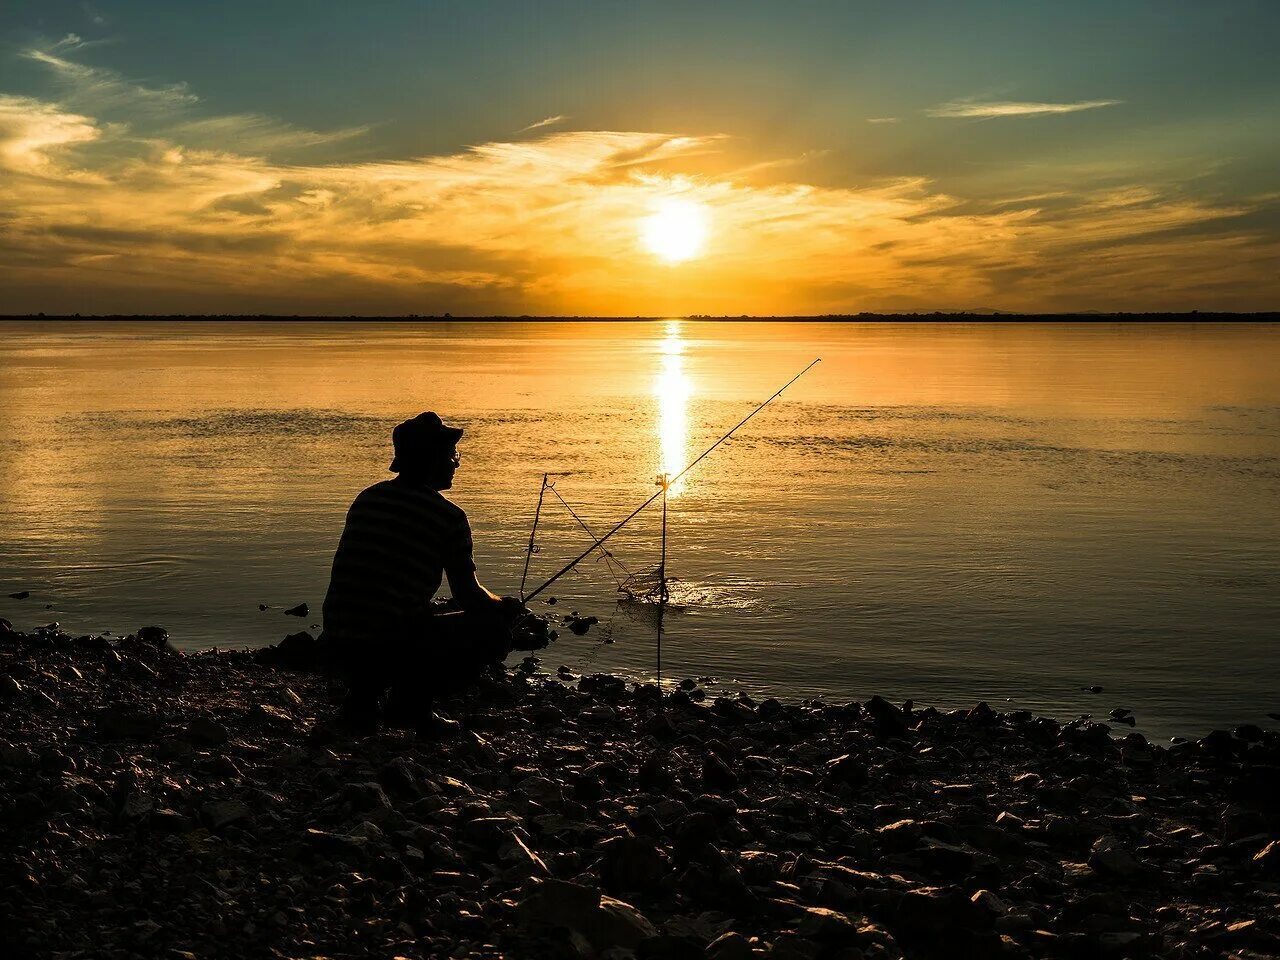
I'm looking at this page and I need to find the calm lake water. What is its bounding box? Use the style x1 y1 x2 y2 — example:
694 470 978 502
1 320 1277 740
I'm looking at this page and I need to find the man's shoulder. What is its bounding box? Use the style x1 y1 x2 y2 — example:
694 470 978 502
429 490 468 525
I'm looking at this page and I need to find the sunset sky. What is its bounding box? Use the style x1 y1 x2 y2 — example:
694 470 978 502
1 1 1277 315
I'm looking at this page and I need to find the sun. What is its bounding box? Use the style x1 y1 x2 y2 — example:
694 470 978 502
641 197 709 263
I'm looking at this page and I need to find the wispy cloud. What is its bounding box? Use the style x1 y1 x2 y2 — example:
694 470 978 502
167 115 370 154
22 40 198 114
866 117 898 125
927 99 1121 119
519 114 567 133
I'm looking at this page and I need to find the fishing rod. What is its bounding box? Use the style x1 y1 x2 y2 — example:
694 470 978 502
517 473 550 600
522 357 821 604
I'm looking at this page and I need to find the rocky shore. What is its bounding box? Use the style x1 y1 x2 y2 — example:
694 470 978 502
1 623 1278 960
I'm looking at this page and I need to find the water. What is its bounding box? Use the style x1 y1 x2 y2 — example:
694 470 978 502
1 319 1277 740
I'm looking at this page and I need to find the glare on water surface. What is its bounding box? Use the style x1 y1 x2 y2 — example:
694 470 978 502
655 321 692 496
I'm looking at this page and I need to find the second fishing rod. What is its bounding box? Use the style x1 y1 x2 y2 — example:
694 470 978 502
520 357 820 604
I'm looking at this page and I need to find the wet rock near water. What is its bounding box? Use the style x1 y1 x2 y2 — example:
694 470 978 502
1 625 1279 959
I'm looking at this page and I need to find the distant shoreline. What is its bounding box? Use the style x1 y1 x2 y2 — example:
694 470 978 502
2 312 1278 323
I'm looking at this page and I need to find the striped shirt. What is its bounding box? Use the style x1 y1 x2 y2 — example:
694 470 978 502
322 479 475 641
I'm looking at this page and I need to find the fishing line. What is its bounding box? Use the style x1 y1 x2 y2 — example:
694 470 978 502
523 358 820 603
545 481 633 588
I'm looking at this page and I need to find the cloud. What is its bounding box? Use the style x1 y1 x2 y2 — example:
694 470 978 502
22 42 198 114
519 115 567 133
166 115 370 155
927 99 1121 119
0 95 100 175
0 49 1273 314
866 117 898 124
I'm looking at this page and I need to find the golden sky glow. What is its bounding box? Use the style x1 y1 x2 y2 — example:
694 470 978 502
0 31 1277 315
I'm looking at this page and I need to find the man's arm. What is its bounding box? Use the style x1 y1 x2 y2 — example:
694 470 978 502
445 565 531 626
444 565 503 614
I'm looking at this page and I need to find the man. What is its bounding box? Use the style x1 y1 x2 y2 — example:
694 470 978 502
323 411 544 735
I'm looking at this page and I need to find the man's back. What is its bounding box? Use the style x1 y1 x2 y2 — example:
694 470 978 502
322 478 474 641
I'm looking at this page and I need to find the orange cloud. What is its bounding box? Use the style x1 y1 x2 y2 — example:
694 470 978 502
0 47 1275 314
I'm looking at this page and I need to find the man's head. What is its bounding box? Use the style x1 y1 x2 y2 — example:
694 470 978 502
389 412 464 489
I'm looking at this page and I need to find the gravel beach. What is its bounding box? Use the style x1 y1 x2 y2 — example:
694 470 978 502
1 622 1277 959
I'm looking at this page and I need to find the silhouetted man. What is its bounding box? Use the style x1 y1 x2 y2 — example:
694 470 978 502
323 412 542 735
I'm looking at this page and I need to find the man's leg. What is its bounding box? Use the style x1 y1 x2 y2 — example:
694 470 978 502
428 608 513 693
339 646 391 732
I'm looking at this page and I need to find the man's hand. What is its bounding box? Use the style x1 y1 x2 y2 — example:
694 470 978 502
497 595 530 623
504 598 552 651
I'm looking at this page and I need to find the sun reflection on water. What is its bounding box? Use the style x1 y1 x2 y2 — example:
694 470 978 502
655 320 692 496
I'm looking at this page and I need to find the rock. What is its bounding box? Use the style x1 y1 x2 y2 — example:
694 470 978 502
517 878 602 930
893 885 989 935
601 835 669 894
702 753 738 792
0 675 23 698
182 715 230 746
1089 836 1145 878
342 782 392 812
566 614 600 636
8 590 30 600
284 602 309 617
864 696 908 737
706 931 754 960
580 674 627 698
796 906 857 941
120 790 155 820
135 625 170 648
202 799 252 829
825 753 868 788
587 895 660 952
379 756 428 798
151 808 192 834
304 827 369 863
967 701 996 723
93 704 161 741
255 630 329 670
1234 723 1264 742
877 819 922 852
0 744 36 767
970 889 1011 916
1253 840 1280 875
638 752 675 791
501 832 550 877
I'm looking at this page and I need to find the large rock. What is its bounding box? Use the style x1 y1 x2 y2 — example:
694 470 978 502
702 753 739 792
93 704 162 741
516 878 602 930
600 835 669 894
796 906 858 941
202 799 253 829
517 879 658 954
864 696 909 737
826 753 869 788
182 715 230 746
